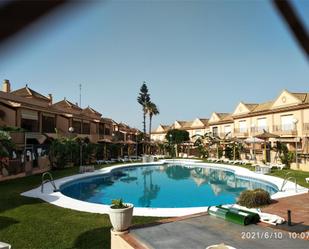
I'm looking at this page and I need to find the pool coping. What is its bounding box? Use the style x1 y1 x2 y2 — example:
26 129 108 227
21 160 308 217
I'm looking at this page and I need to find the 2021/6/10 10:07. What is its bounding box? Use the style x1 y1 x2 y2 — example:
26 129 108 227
241 231 309 240
288 232 309 240
241 231 284 240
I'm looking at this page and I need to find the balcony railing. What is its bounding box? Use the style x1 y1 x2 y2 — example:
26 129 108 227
273 125 297 136
9 132 25 144
217 132 232 139
233 128 249 137
250 127 268 136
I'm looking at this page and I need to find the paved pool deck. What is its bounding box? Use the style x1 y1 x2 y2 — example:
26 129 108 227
122 193 309 249
125 214 308 249
261 193 309 233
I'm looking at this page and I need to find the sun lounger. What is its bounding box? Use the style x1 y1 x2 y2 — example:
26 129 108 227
271 163 286 170
253 164 271 174
79 165 95 173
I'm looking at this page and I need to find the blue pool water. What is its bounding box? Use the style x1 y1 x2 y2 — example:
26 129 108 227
60 165 278 208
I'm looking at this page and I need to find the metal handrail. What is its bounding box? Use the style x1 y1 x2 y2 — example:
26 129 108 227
41 172 58 193
280 172 297 192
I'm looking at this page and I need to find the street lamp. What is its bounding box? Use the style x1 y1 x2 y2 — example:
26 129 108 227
68 127 74 133
169 134 173 157
68 127 74 166
111 133 115 158
292 118 299 168
142 138 145 155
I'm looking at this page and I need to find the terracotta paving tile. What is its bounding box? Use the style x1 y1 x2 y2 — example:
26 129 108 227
261 193 309 232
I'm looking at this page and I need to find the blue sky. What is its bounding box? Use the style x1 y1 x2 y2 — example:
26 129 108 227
0 0 308 131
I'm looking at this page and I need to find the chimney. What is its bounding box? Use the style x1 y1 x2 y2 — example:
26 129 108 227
47 94 53 104
2 79 11 93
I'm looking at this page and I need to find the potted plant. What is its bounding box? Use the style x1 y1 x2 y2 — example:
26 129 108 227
109 199 134 232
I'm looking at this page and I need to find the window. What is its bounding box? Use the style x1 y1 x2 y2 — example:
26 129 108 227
104 127 111 135
21 109 38 132
99 123 104 135
239 120 247 132
72 119 81 134
42 114 55 133
82 121 90 134
224 125 232 135
212 127 218 136
257 118 267 132
195 129 202 136
281 115 294 131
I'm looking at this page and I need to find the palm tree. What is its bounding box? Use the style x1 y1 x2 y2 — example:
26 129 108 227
192 132 221 158
137 82 150 135
146 102 159 138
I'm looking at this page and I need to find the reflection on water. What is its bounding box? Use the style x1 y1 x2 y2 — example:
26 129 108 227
138 169 160 207
61 165 278 208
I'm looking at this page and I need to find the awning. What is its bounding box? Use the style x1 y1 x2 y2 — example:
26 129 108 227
98 138 112 143
244 137 264 143
255 129 280 139
125 140 136 145
21 109 38 120
25 132 48 144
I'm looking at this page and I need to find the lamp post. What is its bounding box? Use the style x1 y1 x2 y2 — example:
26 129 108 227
68 127 74 166
169 134 173 157
142 138 145 155
292 118 299 168
112 133 115 158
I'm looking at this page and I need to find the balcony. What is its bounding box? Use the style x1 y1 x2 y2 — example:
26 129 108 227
217 132 232 139
273 125 297 136
98 134 113 143
9 132 49 145
9 132 25 145
250 127 268 136
233 128 249 138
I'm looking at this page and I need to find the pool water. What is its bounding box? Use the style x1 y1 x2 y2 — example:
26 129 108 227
60 165 278 208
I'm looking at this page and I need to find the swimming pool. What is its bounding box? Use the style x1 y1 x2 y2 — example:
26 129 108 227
60 164 278 208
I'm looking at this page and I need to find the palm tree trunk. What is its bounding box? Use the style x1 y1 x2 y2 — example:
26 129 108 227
216 143 219 159
143 110 146 135
149 114 153 139
233 143 236 161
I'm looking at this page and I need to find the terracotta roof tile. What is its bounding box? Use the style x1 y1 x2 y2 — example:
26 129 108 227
52 98 82 110
216 113 230 119
291 92 309 103
83 106 102 116
243 103 259 111
252 101 274 112
11 85 49 101
199 118 209 125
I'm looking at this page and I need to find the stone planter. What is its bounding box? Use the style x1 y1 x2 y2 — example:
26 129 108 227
206 244 236 249
109 203 134 232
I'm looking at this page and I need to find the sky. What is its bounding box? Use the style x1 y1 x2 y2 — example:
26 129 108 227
0 0 308 131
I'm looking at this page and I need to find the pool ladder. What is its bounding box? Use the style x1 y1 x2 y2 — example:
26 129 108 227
41 172 58 193
280 172 297 192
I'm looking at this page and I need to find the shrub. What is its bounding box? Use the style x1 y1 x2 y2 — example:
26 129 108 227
111 199 128 209
276 142 294 169
237 188 271 208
